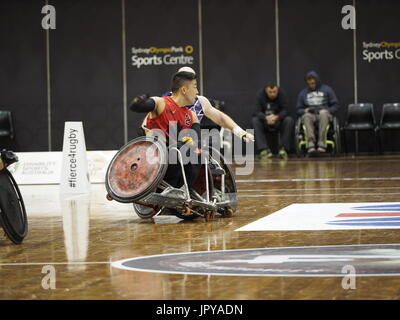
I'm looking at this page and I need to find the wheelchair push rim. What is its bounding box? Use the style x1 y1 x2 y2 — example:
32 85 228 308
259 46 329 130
105 136 168 203
195 146 238 213
0 169 28 244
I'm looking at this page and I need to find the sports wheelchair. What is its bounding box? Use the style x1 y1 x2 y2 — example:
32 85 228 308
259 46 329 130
294 115 341 156
0 150 28 244
105 136 237 221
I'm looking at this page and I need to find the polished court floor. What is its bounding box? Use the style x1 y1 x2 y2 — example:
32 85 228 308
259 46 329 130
1 155 400 300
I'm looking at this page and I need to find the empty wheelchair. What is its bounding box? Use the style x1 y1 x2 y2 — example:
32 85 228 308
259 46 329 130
105 136 237 221
294 115 341 156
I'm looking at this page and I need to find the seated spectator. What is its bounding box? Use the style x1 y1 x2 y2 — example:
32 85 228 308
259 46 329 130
296 71 339 153
252 83 294 160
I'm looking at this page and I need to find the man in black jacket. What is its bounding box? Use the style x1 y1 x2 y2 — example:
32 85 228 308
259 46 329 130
252 83 294 159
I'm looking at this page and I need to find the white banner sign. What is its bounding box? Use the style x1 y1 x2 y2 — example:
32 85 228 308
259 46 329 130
60 122 91 194
7 152 62 184
8 150 117 185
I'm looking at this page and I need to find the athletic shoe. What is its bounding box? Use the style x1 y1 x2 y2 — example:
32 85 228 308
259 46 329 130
307 147 317 153
317 146 326 153
278 148 288 159
260 149 273 160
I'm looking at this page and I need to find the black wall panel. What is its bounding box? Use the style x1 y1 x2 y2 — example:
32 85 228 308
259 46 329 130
0 0 48 151
280 0 354 123
50 0 123 150
202 0 276 131
356 0 400 152
2 0 400 153
125 0 200 140
357 0 400 121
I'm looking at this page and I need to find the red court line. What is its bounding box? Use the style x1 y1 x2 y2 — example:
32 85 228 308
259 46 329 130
336 212 400 217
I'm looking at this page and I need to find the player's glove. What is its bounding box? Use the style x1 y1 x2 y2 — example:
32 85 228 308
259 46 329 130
129 94 155 113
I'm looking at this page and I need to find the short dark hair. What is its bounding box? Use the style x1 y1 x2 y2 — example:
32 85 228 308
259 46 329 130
171 71 197 93
266 82 278 89
306 74 316 81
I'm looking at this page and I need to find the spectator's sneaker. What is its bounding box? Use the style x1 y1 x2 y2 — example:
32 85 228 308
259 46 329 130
307 146 317 153
278 148 288 160
317 146 326 153
260 149 273 160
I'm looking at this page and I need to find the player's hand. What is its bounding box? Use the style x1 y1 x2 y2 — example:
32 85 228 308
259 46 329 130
319 109 329 114
241 132 255 143
181 136 195 146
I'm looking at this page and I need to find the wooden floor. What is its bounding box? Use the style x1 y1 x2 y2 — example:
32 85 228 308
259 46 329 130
2 155 400 300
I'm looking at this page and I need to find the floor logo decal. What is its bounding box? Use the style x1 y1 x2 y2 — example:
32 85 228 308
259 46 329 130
236 202 400 231
112 244 400 277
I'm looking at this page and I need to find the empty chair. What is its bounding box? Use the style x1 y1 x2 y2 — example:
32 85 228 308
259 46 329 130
0 110 14 140
342 103 379 154
379 103 400 152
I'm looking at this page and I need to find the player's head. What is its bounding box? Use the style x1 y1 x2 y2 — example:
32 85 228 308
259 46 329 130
171 71 198 105
178 66 196 75
265 82 279 100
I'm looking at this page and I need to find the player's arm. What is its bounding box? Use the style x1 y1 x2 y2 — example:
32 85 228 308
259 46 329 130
140 113 153 136
191 110 199 124
129 94 165 117
198 95 254 142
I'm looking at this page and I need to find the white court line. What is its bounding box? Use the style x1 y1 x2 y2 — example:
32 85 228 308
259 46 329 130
238 192 400 198
237 177 400 183
254 158 400 163
0 262 110 267
239 187 400 192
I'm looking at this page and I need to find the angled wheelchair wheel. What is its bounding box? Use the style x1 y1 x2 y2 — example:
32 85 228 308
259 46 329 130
105 136 168 203
294 118 305 157
133 203 159 219
0 169 28 244
332 117 342 155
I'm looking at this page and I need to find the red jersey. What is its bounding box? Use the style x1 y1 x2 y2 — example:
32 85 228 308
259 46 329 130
146 96 193 137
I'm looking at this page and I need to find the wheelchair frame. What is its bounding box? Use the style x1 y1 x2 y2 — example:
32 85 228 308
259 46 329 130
294 116 341 156
106 136 237 221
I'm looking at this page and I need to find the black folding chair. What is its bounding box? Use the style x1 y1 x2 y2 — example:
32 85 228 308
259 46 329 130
379 103 400 153
342 103 379 155
0 110 14 140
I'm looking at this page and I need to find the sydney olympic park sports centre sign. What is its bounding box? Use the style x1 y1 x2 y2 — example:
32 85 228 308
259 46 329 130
131 45 195 69
362 41 400 63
